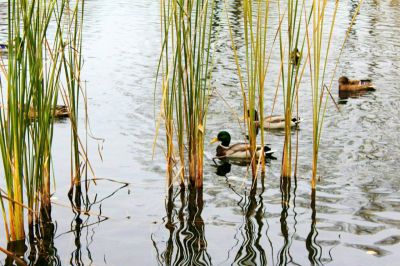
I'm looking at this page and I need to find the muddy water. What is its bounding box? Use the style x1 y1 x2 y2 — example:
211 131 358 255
1 0 400 265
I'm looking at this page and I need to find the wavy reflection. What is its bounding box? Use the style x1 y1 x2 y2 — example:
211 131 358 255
306 189 323 266
4 205 61 266
155 187 212 266
233 180 268 265
64 180 127 265
277 177 292 266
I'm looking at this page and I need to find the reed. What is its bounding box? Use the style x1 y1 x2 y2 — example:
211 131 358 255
61 0 85 200
158 0 215 188
242 0 270 178
277 0 310 179
0 0 85 242
306 0 339 189
224 0 271 179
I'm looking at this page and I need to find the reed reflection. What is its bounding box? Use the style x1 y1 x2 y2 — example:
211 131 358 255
233 179 268 265
277 176 292 266
157 187 212 266
66 180 127 265
4 205 61 266
306 189 323 266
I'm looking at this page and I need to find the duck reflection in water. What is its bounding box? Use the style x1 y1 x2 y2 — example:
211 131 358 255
216 162 232 176
213 157 276 177
154 187 211 266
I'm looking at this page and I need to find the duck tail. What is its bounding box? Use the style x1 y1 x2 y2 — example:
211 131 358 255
263 145 275 155
263 145 271 153
263 145 277 159
291 117 301 125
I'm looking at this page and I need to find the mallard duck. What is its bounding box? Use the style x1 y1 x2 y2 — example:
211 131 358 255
247 110 300 130
28 105 70 119
210 131 275 162
338 76 375 91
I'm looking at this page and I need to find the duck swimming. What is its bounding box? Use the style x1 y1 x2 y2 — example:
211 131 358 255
210 131 275 163
28 105 70 119
338 76 375 91
247 110 300 130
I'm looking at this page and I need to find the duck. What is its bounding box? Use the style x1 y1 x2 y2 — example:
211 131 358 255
210 131 275 163
247 110 300 130
28 105 70 119
338 76 375 91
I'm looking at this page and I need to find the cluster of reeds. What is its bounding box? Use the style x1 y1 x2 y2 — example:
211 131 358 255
157 1 363 192
62 0 86 204
277 0 310 180
158 0 215 188
307 0 339 189
0 0 85 244
234 0 270 179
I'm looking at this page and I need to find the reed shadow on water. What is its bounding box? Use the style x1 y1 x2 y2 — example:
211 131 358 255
153 187 211 266
233 178 269 265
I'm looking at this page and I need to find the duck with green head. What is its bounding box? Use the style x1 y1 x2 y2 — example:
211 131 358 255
210 131 275 163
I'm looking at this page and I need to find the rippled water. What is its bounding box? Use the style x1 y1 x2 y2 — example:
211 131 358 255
1 0 400 265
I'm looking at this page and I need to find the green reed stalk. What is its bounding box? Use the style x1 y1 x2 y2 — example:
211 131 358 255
0 0 84 242
62 0 85 197
223 0 270 179
243 0 270 178
158 0 215 188
307 0 339 189
278 0 309 179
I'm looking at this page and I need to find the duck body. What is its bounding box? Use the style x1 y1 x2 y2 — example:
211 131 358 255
247 110 300 130
338 76 375 92
260 115 300 130
216 143 273 160
211 131 275 162
28 105 70 119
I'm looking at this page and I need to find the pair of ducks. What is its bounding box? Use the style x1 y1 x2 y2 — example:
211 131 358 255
210 110 301 162
211 76 375 162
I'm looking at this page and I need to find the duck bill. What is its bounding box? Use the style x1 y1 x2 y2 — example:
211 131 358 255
210 137 219 144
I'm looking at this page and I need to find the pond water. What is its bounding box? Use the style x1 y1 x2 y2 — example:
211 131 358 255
1 0 400 265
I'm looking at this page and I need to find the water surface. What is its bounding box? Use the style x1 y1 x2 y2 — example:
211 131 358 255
1 0 400 265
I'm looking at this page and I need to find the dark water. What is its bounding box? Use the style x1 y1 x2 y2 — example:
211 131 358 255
1 0 400 265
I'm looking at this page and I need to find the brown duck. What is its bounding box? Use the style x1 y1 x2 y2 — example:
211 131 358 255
28 105 70 119
338 76 375 92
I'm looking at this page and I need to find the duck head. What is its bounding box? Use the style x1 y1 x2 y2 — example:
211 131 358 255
338 76 349 85
210 131 231 147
